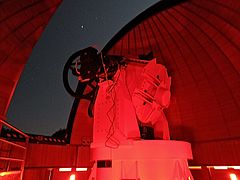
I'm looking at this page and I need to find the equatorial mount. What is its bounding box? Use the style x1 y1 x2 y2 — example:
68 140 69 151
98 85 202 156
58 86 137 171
63 46 125 117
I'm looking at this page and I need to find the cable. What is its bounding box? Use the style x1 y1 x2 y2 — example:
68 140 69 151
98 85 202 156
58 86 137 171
100 52 108 82
105 79 119 149
100 56 122 149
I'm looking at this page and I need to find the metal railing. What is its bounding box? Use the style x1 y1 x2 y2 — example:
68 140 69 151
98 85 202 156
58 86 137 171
0 118 29 180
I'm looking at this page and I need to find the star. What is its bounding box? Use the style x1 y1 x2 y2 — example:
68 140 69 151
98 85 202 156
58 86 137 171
80 25 84 29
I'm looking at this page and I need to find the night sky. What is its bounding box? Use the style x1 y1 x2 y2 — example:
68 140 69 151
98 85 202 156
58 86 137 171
7 1 158 136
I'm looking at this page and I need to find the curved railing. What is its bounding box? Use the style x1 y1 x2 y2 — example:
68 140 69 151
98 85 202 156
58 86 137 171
0 118 29 180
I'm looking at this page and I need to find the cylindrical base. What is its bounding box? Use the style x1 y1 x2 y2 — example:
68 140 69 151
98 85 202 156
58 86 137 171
89 140 193 180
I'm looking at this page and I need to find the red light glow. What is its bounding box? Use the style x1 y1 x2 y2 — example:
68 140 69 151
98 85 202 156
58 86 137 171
69 174 76 180
189 166 202 169
0 172 7 177
213 166 228 170
229 173 238 180
0 171 22 177
59 168 72 172
76 167 88 171
207 166 240 170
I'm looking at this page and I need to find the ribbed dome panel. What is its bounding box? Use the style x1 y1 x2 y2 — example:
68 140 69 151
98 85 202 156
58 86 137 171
0 0 62 117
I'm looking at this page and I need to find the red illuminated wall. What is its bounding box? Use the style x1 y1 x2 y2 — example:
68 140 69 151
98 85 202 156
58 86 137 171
23 144 91 180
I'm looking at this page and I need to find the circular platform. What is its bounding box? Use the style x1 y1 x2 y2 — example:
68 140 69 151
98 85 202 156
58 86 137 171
91 140 193 160
89 140 193 180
